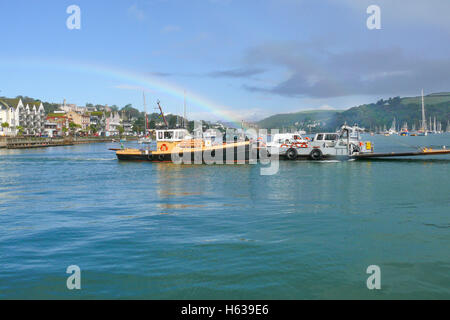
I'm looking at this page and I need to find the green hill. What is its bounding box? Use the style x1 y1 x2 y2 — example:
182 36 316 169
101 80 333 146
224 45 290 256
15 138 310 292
257 93 450 131
257 110 339 131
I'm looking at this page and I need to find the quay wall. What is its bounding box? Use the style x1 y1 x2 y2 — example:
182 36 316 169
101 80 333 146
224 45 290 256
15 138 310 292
2 136 138 149
0 137 6 148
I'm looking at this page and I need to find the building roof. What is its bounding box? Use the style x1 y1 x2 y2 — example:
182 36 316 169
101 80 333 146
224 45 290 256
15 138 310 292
0 98 42 109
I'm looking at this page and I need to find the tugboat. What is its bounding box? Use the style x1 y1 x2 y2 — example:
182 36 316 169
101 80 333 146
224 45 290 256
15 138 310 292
116 128 257 163
115 100 258 163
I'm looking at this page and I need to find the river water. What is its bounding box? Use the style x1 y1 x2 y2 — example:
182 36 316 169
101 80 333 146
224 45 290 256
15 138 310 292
0 134 449 299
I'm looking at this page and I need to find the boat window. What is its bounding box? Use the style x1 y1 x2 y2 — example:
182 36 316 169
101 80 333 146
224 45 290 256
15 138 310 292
293 135 300 140
316 134 324 141
325 134 337 141
158 132 163 140
164 131 173 139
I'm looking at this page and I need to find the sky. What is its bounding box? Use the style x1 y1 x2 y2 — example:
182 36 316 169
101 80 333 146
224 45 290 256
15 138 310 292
0 0 449 123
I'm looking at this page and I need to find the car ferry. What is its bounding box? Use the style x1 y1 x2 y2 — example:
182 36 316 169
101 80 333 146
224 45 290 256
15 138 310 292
116 128 258 163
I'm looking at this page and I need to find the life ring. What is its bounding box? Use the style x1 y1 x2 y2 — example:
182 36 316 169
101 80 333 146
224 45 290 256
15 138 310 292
300 142 308 148
280 144 289 148
160 144 168 152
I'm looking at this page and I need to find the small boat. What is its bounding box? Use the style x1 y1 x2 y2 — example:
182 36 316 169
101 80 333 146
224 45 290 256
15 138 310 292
400 122 409 136
138 136 152 144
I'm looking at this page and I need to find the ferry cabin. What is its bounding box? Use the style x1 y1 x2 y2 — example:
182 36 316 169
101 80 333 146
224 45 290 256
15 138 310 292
155 129 191 153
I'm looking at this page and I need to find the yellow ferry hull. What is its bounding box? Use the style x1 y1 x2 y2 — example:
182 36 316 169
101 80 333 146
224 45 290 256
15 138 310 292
116 141 259 163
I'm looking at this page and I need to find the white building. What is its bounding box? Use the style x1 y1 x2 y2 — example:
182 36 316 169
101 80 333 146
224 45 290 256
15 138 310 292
105 111 121 136
0 99 45 136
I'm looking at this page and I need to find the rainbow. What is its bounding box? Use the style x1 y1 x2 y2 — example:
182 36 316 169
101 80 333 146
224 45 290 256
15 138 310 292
1 57 242 126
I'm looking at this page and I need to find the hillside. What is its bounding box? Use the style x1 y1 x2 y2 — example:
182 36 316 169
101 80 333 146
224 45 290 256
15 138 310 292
257 110 339 131
257 93 450 131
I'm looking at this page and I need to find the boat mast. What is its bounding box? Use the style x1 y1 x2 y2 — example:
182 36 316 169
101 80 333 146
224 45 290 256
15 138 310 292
421 89 426 131
184 90 187 129
143 91 148 135
157 100 169 128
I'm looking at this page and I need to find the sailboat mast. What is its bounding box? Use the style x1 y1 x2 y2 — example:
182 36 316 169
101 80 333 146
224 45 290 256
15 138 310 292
184 90 187 129
143 91 147 134
421 89 426 131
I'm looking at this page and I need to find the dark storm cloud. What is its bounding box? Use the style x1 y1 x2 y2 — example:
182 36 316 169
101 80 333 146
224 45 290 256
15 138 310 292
243 43 450 98
207 68 266 78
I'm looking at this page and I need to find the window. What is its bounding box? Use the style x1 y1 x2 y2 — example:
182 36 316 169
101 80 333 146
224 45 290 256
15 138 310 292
175 131 184 139
158 132 163 140
164 131 173 139
325 134 337 141
316 134 324 140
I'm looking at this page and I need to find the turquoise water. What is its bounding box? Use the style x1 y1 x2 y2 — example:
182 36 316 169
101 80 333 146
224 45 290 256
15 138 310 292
0 134 449 299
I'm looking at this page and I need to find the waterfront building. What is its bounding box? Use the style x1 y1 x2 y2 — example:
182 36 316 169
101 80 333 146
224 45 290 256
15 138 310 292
105 111 121 136
81 113 91 131
46 114 69 136
0 100 12 136
121 121 133 135
43 122 58 137
0 98 45 136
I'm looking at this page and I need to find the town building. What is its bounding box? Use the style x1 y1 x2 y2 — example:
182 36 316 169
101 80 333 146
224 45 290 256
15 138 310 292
105 111 121 136
0 98 45 136
45 114 69 137
67 111 91 132
59 99 84 113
